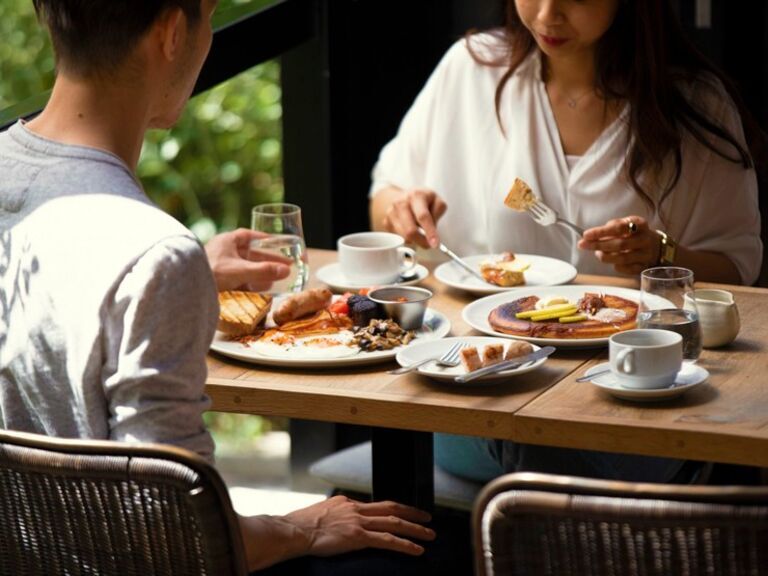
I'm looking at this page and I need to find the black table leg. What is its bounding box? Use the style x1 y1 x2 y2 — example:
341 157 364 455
371 428 434 511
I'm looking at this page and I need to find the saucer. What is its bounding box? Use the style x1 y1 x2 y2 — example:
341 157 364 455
315 262 429 292
585 362 709 402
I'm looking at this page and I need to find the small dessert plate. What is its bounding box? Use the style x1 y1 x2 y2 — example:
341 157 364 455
395 336 548 384
585 362 709 402
315 262 429 292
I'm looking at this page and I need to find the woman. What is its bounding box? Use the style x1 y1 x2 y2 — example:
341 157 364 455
370 0 762 285
369 0 763 483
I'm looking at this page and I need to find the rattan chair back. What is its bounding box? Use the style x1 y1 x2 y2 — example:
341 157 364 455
0 429 247 575
473 472 768 576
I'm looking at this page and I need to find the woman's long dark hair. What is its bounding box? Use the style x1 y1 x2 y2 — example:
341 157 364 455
471 0 762 213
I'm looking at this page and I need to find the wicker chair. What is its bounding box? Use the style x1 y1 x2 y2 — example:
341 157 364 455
473 472 768 576
0 429 248 576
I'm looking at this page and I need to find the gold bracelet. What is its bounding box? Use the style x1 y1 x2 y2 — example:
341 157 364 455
654 230 677 265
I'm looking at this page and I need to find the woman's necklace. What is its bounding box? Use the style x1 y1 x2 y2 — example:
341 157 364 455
564 89 592 109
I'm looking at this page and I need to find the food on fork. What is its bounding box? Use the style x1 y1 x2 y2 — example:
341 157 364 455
479 251 530 287
459 347 483 372
504 177 536 211
217 291 273 336
481 344 504 366
272 288 333 326
504 340 534 360
489 292 638 339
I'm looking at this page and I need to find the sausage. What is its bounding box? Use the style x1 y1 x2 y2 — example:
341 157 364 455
272 288 333 326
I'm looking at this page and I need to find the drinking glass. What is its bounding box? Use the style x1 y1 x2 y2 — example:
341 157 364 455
637 267 702 361
250 203 309 293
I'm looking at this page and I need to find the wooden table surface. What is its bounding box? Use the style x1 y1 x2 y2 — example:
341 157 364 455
206 249 768 468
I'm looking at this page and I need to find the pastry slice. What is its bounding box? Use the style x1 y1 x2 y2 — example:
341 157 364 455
482 344 504 367
504 341 534 360
504 177 536 211
459 347 483 372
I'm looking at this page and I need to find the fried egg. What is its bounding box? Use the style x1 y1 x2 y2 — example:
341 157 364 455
250 330 360 359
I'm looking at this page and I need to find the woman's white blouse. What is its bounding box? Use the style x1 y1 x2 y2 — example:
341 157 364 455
371 35 762 284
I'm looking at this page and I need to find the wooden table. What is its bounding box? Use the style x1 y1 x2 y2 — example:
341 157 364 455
206 249 768 506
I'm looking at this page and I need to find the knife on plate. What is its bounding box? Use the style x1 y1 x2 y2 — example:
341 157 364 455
454 346 556 383
416 227 489 284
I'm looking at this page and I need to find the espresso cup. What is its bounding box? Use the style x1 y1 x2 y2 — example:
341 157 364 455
609 329 683 389
337 232 417 285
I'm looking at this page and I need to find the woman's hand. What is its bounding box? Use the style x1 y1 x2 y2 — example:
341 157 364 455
375 187 447 249
578 216 661 275
205 228 292 292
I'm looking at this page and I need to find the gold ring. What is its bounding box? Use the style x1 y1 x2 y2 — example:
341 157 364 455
626 220 637 235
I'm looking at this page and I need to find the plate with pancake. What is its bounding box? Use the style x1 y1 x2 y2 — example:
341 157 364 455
434 253 576 295
462 285 662 348
210 307 451 368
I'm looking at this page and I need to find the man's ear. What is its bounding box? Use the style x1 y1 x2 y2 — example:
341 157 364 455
155 7 186 62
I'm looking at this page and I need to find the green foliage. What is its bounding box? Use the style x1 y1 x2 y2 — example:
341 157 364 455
0 0 283 240
0 0 54 112
139 62 284 242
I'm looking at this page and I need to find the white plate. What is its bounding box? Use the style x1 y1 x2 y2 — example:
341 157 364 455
210 308 451 368
462 285 653 348
586 362 709 402
395 336 547 384
434 254 576 295
315 262 429 293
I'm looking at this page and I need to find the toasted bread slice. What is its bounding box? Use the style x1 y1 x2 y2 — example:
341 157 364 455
218 291 273 336
504 178 536 211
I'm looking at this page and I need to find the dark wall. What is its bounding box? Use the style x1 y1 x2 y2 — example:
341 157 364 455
282 0 504 249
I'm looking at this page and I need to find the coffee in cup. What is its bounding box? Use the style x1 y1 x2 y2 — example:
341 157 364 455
609 329 683 389
337 232 417 285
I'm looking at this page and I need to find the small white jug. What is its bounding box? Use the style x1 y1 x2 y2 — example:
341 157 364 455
684 289 740 348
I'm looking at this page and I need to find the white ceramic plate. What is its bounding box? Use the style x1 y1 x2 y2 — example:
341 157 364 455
434 254 577 295
586 362 709 402
462 285 654 348
315 262 429 293
210 309 450 368
395 336 547 384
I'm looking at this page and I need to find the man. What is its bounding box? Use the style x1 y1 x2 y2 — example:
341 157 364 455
0 0 435 572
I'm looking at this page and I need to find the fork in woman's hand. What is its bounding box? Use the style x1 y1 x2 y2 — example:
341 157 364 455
525 199 585 237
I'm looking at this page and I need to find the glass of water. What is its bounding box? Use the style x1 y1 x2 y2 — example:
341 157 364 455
637 266 702 361
250 203 309 293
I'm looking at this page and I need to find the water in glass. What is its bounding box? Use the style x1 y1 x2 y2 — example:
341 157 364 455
638 266 702 362
251 203 308 293
249 234 308 293
637 308 702 361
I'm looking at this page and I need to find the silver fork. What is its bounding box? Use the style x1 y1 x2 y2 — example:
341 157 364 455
388 341 466 375
526 200 585 237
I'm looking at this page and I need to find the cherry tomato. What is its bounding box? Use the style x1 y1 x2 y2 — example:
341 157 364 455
328 300 350 315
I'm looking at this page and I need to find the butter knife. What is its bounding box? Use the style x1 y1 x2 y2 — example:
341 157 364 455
417 227 488 284
454 346 556 383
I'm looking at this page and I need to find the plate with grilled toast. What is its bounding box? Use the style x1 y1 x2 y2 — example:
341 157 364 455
434 253 576 296
210 289 451 367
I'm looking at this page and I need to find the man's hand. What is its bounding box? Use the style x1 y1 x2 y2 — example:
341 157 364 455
284 495 435 557
239 495 436 571
205 228 291 291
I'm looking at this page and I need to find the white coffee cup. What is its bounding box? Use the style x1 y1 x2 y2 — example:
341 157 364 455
337 232 417 285
609 329 683 389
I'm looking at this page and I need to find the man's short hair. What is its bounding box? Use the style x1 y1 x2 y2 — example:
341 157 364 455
33 0 203 76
